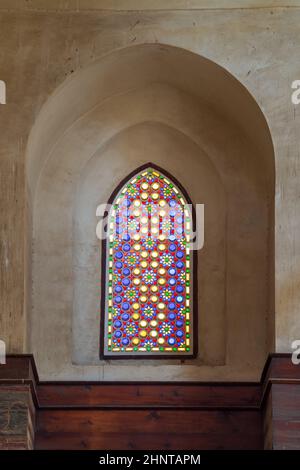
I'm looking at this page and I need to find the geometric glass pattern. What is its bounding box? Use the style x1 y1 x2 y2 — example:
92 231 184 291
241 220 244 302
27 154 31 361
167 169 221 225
102 166 194 357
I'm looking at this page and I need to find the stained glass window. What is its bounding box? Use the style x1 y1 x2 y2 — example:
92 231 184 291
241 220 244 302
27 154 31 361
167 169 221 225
101 165 195 358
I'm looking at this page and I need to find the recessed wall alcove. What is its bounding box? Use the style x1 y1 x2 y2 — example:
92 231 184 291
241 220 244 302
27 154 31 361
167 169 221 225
25 44 275 381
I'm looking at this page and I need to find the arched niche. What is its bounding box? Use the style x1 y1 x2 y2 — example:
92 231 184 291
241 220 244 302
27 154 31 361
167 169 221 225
25 44 275 381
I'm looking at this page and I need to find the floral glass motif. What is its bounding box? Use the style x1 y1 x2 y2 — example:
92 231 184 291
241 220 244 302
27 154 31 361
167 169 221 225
104 167 193 356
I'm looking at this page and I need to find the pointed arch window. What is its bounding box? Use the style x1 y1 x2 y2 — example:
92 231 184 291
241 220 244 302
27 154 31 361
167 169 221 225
100 164 197 359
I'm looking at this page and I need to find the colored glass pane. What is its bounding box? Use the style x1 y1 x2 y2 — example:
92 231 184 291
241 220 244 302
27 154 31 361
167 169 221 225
103 167 193 357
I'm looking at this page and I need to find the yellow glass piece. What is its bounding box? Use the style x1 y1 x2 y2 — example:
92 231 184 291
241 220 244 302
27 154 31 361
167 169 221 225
150 330 158 338
140 285 148 293
158 302 165 310
159 200 166 207
158 337 165 344
158 278 166 286
151 192 159 200
141 182 149 190
158 268 166 275
141 192 148 200
158 244 166 251
133 199 141 207
141 226 148 234
151 285 158 293
141 250 148 258
151 295 158 303
132 303 140 311
139 320 148 328
139 330 147 338
132 337 140 345
133 268 141 276
151 250 158 258
151 260 158 269
159 210 166 217
140 260 148 268
141 216 148 224
132 313 140 320
139 295 147 303
133 209 141 217
151 227 159 235
151 216 159 224
157 313 166 320
133 233 141 241
133 243 141 251
158 234 166 241
151 182 160 190
150 320 158 328
133 278 141 286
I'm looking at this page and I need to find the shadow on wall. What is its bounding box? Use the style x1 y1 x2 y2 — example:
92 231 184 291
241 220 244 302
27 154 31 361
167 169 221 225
25 43 275 381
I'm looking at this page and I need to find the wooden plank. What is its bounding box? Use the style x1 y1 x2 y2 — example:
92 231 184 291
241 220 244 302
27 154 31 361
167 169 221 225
272 383 300 450
3 354 300 450
36 409 262 450
0 384 35 449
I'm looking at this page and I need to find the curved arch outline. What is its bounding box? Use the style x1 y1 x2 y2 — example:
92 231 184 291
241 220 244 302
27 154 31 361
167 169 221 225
100 162 198 360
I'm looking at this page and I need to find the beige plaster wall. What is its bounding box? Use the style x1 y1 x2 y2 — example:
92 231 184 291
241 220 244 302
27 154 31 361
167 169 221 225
1 1 299 380
29 44 273 380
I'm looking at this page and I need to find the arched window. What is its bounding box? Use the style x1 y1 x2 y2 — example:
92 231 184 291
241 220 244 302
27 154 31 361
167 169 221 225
100 164 197 359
